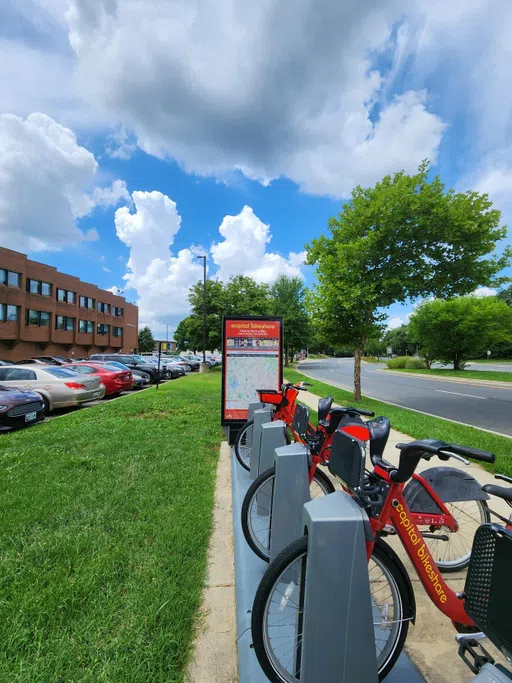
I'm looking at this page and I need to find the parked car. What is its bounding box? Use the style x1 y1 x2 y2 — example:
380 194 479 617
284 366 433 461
142 357 183 378
68 363 133 396
0 385 45 431
89 354 163 383
164 356 193 373
0 365 105 412
87 361 151 389
179 355 201 371
15 358 59 365
182 354 216 368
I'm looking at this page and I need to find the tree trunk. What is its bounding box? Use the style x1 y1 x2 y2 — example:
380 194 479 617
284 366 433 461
354 346 363 401
454 355 460 371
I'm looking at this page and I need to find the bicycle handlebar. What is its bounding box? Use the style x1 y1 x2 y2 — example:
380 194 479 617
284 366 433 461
391 439 495 483
496 473 512 484
344 407 375 417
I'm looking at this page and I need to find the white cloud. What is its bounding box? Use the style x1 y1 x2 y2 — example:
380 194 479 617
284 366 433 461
106 285 124 295
102 266 111 272
115 195 306 332
211 206 304 283
64 0 446 197
114 191 204 329
472 286 497 298
0 112 128 252
386 316 409 330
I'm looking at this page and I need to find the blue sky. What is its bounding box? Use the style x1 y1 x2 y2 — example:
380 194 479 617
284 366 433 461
1 0 511 335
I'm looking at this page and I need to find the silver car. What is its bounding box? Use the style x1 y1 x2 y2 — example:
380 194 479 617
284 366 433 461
0 365 106 412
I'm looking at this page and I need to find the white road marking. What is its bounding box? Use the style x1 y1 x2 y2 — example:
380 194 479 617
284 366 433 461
436 390 486 399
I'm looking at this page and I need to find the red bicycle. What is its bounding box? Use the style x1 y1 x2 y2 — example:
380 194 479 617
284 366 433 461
241 402 376 560
234 383 311 470
251 433 497 681
243 403 491 570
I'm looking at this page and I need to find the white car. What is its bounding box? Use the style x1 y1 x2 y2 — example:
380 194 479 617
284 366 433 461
0 365 106 413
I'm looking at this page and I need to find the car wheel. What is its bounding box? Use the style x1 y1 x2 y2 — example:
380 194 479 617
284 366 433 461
39 394 50 415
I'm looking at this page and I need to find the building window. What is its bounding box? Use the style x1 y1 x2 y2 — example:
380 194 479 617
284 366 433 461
113 326 123 337
56 315 75 331
79 295 95 309
0 304 19 322
79 319 94 333
25 309 51 326
97 323 110 335
27 279 52 296
0 269 21 287
97 302 110 314
112 306 124 317
57 289 75 304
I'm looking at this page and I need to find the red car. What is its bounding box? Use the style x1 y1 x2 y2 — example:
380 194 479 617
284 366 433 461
68 363 134 396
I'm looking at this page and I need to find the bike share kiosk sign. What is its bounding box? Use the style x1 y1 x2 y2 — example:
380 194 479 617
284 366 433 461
221 316 283 441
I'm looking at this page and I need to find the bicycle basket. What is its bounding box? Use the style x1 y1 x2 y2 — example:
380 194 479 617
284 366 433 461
292 403 309 441
328 428 366 490
256 389 282 406
464 523 512 657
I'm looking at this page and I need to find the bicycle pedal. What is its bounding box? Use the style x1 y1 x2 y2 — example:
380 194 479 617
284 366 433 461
458 639 495 674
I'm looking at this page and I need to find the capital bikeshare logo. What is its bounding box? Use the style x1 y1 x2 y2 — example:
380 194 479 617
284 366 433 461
395 502 447 604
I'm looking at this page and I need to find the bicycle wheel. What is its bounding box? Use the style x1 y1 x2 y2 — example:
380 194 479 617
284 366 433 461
252 537 411 682
422 499 490 573
241 467 335 562
234 420 254 470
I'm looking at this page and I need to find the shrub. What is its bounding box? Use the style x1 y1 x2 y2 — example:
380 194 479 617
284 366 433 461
386 356 407 369
362 356 379 363
405 357 426 369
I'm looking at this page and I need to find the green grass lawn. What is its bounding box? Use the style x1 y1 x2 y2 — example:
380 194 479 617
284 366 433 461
0 372 223 682
386 368 512 382
286 367 512 477
467 358 512 364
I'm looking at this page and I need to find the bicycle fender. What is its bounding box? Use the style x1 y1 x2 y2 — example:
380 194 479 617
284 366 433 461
375 537 416 624
403 466 489 515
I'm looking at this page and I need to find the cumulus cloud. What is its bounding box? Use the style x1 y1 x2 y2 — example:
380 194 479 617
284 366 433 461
0 112 129 251
386 316 409 330
472 286 497 298
211 206 305 283
115 194 306 331
64 0 446 197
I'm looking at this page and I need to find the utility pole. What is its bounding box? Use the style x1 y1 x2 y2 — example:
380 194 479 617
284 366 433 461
196 255 208 372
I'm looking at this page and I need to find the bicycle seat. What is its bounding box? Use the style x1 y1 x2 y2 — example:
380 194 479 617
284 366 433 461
482 484 512 504
368 416 391 459
317 396 333 423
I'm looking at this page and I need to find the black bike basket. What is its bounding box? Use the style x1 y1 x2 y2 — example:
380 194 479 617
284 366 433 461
292 403 309 442
328 428 366 490
464 523 512 656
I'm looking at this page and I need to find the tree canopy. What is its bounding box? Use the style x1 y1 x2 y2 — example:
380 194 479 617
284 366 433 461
307 161 511 398
408 296 512 369
138 326 155 353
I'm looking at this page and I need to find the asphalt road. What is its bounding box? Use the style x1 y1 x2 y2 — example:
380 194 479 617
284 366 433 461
297 358 512 437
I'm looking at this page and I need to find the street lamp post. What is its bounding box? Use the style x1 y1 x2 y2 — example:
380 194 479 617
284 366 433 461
196 255 208 372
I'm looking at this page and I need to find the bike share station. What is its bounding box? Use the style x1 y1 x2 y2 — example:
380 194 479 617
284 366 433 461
221 316 425 682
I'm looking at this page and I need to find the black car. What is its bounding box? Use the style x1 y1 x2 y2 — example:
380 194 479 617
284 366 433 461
89 354 164 383
0 386 45 431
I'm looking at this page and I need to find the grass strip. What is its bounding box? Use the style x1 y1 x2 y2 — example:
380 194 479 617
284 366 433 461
285 367 512 477
385 368 512 382
0 372 223 682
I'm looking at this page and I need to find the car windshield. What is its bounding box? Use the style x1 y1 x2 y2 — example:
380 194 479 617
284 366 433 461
103 361 129 371
131 355 147 362
44 367 82 378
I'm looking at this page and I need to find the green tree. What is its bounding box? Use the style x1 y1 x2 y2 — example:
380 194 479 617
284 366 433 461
383 325 416 357
188 279 224 351
408 296 512 369
307 162 511 399
269 275 310 363
138 326 155 353
497 284 512 307
222 275 271 316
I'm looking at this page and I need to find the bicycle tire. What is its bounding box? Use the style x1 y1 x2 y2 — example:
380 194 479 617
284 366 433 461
241 466 335 561
251 536 411 682
426 499 490 573
234 420 254 470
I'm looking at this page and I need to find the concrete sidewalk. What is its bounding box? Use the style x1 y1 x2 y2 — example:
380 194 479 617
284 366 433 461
295 386 511 683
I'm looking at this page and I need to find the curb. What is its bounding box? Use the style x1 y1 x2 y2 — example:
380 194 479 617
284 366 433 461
377 369 512 390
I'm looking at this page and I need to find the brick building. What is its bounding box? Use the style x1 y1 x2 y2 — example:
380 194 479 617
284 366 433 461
0 247 138 362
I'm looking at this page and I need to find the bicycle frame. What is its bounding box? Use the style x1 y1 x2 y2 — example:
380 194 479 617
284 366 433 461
369 466 473 626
